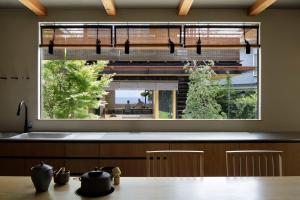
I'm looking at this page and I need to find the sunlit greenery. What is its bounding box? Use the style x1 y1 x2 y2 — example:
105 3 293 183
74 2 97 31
183 61 257 119
183 61 226 119
42 60 114 119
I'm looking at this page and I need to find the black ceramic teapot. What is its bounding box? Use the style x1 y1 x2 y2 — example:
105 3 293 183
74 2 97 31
79 167 112 197
30 161 53 192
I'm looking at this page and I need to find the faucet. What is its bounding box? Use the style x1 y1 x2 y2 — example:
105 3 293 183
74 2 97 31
17 101 32 133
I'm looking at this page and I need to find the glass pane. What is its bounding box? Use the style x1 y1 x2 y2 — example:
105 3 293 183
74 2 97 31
159 91 174 119
39 23 260 120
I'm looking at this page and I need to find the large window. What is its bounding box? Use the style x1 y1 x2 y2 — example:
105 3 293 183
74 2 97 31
39 22 260 120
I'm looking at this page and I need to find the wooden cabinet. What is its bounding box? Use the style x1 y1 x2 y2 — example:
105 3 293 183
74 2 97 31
65 143 99 157
1 141 300 176
65 159 99 174
100 159 146 177
170 143 239 176
280 143 300 176
99 143 168 177
0 143 28 156
23 143 65 157
0 159 24 175
100 143 169 157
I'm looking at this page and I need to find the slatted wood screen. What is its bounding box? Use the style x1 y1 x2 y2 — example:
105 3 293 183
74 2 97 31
40 24 259 48
146 150 204 177
226 150 283 177
184 26 258 46
115 25 181 46
41 26 113 46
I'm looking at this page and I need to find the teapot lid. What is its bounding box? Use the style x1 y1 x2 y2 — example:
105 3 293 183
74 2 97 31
31 161 53 172
81 167 110 180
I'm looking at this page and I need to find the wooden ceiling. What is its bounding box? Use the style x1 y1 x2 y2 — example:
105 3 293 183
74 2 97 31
18 0 277 17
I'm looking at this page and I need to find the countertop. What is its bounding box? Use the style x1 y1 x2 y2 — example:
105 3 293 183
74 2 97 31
1 132 300 142
1 176 300 200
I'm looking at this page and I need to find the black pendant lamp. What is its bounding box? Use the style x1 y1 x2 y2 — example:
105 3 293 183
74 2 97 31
244 27 251 54
168 25 175 54
196 27 202 55
96 28 101 54
125 25 130 54
48 28 55 55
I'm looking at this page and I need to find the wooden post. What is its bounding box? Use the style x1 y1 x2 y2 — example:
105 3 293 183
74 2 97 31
172 90 177 119
153 91 159 119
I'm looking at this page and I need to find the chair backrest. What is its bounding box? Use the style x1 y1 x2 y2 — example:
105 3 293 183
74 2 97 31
226 150 283 176
146 150 204 177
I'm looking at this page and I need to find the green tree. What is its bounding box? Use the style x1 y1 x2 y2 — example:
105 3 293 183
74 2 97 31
183 61 226 119
233 93 257 119
217 72 257 119
42 60 114 119
140 90 152 104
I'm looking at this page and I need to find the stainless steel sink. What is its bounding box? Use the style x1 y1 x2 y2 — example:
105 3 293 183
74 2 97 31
0 133 20 139
10 132 72 139
65 132 105 140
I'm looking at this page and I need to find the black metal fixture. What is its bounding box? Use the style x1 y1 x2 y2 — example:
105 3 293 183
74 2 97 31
125 25 130 54
168 25 175 54
96 28 101 54
17 100 32 133
196 27 202 55
48 28 55 55
244 27 251 54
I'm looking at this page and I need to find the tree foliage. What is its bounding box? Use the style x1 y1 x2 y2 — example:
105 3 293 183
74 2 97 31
42 60 114 119
183 61 226 119
217 72 257 119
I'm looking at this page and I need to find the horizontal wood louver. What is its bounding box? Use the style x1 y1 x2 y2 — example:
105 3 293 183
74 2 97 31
40 24 259 49
184 26 259 47
40 26 113 47
115 25 182 47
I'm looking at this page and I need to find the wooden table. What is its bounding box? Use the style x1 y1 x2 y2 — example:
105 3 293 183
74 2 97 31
1 176 300 200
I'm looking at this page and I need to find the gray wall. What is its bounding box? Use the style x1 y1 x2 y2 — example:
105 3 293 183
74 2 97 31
0 8 299 132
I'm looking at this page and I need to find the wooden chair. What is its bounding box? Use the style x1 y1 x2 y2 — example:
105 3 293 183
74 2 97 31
226 150 283 176
146 150 204 177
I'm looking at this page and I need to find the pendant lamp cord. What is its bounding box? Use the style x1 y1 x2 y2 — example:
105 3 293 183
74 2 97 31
52 28 56 42
168 23 170 41
127 23 129 41
243 26 247 43
198 25 201 41
96 28 99 40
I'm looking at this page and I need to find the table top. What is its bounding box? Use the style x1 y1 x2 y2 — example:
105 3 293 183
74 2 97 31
1 176 300 200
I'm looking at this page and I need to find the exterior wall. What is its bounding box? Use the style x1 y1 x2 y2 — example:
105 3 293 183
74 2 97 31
240 48 258 66
0 8 299 132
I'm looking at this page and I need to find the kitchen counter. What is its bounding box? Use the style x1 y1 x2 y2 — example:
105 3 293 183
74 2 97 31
1 176 300 200
1 132 300 142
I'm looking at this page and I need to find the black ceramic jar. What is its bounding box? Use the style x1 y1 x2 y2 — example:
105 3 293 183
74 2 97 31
30 162 53 192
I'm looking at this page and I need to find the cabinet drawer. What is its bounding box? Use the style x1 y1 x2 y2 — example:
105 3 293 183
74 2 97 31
100 159 146 177
100 143 169 157
65 143 99 157
24 143 65 157
0 159 25 176
65 159 99 174
0 143 28 156
170 143 239 176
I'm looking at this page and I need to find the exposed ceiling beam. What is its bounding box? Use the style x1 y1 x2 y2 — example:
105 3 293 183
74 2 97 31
178 0 194 16
248 0 277 16
19 0 47 16
101 0 116 16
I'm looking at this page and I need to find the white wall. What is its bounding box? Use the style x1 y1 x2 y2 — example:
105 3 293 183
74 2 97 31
0 8 299 132
240 48 258 66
